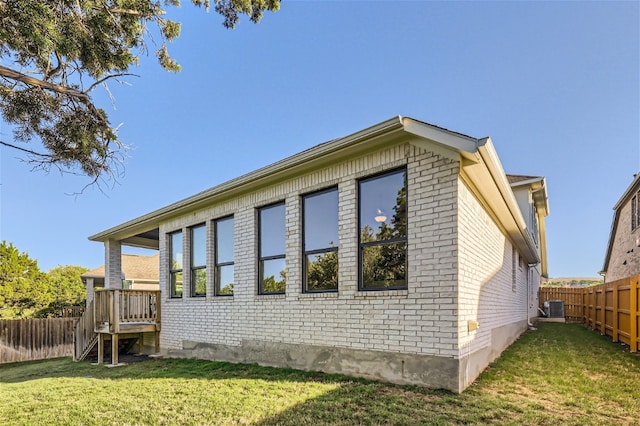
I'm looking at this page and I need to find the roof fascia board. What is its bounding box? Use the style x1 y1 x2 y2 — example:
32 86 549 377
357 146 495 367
600 210 619 274
402 117 479 162
479 139 543 264
613 174 640 211
462 137 541 264
538 211 548 277
602 175 640 275
90 117 407 242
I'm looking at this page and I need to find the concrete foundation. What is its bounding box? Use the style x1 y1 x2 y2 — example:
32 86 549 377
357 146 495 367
458 320 529 390
164 339 461 392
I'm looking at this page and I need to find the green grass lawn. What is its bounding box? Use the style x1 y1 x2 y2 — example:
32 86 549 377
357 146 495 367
1 323 639 425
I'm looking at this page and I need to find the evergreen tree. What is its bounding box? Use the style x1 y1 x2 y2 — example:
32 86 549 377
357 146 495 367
0 0 280 184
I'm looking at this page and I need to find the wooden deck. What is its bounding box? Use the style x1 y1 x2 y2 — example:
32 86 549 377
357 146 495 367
74 289 161 365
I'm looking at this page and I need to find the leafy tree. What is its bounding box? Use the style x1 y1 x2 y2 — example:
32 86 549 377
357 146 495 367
35 265 88 317
0 0 280 185
0 241 51 318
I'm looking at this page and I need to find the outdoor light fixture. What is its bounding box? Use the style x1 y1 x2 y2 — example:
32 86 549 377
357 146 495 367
374 209 387 223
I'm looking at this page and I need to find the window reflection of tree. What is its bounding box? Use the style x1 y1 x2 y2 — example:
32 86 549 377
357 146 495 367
306 246 338 291
218 282 234 295
361 183 407 289
262 269 286 293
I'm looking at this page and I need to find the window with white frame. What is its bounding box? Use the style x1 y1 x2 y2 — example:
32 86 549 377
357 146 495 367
258 202 286 294
303 187 339 292
169 231 183 298
358 168 407 290
215 216 235 296
190 224 206 297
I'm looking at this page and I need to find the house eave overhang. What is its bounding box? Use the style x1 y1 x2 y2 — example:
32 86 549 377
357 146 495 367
90 117 408 243
510 176 550 217
601 209 618 275
613 173 640 211
90 117 546 276
461 137 546 271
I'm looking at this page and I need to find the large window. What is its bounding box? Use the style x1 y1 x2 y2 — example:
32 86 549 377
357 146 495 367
169 231 183 298
258 202 286 294
190 224 206 297
358 168 407 290
215 216 235 296
303 188 339 292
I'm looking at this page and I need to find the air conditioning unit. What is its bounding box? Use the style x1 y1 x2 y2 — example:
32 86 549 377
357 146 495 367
544 300 565 318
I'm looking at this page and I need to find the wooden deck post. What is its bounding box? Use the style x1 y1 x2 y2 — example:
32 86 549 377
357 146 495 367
97 333 104 365
111 333 119 365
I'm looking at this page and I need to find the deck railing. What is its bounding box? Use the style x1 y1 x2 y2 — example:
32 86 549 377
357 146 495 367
73 299 96 361
94 289 161 334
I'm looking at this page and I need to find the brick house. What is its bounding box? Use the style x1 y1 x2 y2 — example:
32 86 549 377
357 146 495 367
601 173 640 281
88 116 549 392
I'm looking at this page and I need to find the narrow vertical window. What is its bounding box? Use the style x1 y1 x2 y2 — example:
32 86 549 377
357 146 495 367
637 192 640 229
190 224 206 297
359 168 407 290
169 231 183 298
215 216 235 296
634 195 639 231
303 188 339 292
258 202 286 294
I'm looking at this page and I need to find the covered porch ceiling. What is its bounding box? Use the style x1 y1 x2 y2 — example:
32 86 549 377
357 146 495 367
120 228 160 250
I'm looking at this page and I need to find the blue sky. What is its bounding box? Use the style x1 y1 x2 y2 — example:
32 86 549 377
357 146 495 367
0 1 638 277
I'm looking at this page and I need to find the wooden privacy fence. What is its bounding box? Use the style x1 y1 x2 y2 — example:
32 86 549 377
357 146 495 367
0 318 76 364
539 287 585 322
539 275 640 352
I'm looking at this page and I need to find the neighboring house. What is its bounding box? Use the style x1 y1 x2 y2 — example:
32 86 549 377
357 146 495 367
81 253 160 303
601 173 640 282
88 116 549 392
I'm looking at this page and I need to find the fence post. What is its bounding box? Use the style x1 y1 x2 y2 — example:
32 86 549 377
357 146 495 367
599 287 605 335
613 282 619 342
631 277 638 353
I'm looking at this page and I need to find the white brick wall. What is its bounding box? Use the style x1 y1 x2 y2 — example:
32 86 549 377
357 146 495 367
157 143 462 358
457 179 530 356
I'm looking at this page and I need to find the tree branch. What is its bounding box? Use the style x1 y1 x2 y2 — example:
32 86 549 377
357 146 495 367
0 139 53 158
86 72 138 93
0 65 89 101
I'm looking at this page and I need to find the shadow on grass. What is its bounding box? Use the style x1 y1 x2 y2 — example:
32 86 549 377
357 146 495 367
2 323 640 425
0 355 356 385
